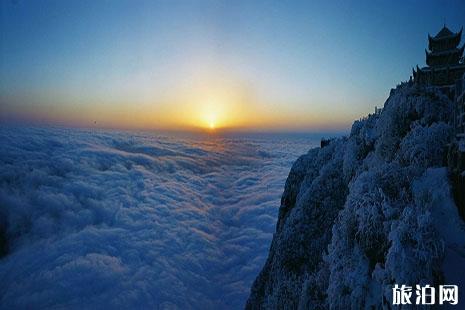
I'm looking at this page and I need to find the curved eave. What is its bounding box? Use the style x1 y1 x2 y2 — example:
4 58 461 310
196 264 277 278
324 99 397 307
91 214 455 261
425 49 432 66
428 27 463 51
425 47 464 59
430 30 461 42
429 32 461 48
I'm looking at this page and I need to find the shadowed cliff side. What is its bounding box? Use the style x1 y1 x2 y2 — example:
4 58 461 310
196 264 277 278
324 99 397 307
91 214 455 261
246 83 464 309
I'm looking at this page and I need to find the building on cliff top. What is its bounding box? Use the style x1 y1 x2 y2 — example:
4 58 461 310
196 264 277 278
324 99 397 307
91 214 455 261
413 25 465 89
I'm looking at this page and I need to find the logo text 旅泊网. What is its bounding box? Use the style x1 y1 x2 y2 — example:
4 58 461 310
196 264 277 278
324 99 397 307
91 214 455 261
392 284 458 305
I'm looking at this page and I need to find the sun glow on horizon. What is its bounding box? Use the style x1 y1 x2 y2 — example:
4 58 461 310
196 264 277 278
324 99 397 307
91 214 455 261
204 108 218 130
186 89 239 130
0 70 355 132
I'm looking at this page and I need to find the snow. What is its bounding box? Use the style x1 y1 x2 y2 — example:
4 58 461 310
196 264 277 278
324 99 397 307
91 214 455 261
422 168 465 306
247 84 464 309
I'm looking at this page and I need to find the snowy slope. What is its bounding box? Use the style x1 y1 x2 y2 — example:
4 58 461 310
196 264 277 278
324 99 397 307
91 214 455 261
423 168 465 308
246 83 464 309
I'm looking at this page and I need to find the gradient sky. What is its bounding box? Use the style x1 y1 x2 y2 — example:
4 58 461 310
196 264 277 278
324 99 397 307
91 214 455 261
1 0 464 131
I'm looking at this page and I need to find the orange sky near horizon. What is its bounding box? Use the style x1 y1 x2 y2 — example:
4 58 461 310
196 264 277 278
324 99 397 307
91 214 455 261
0 72 356 132
0 94 355 133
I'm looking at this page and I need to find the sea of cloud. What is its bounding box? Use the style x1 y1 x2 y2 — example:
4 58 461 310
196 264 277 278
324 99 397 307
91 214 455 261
0 125 315 309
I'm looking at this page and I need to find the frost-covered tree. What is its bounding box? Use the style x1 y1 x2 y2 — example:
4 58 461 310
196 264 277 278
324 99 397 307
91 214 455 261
247 84 459 309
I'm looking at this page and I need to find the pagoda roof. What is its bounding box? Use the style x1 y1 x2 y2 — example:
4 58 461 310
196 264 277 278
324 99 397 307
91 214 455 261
436 26 454 38
429 26 462 42
426 45 465 57
416 63 465 72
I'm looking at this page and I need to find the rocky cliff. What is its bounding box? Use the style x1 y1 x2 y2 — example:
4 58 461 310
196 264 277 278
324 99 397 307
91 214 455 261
246 83 465 309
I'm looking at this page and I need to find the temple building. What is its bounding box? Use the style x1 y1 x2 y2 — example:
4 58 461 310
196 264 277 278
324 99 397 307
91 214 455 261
413 25 465 88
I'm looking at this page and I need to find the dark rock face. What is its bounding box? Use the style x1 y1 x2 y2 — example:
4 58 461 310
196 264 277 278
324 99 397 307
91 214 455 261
247 84 458 309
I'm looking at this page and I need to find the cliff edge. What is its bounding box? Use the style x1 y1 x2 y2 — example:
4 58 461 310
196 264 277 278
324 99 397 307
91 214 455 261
246 83 465 309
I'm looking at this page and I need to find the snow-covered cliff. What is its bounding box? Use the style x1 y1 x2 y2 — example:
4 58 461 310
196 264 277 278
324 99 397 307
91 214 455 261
246 84 465 309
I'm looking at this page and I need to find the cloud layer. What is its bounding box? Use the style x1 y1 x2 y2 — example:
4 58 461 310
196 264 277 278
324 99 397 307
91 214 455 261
0 126 313 309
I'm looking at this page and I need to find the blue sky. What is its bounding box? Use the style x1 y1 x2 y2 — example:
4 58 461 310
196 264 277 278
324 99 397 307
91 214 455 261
1 0 464 131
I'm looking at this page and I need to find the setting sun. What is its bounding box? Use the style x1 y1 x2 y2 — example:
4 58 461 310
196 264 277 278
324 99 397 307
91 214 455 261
187 93 231 130
205 110 218 130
